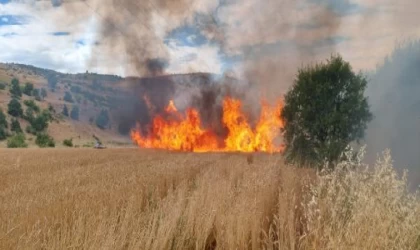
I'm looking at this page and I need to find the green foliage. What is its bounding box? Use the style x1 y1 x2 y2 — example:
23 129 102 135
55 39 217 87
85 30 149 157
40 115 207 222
32 88 42 101
0 109 8 129
70 106 79 120
63 138 73 147
10 118 22 133
24 107 35 123
23 100 40 113
22 82 34 96
47 75 57 91
8 98 23 117
7 133 27 148
35 133 55 148
62 104 69 117
64 91 74 103
0 126 7 140
48 104 55 114
10 78 22 97
281 55 373 168
41 88 47 99
0 82 6 90
95 109 109 129
30 112 49 132
25 125 36 135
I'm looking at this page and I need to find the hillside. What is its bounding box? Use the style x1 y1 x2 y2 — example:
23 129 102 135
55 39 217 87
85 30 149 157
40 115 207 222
0 63 225 148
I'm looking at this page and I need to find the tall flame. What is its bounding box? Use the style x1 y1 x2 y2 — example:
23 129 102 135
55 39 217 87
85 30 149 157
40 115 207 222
131 97 284 153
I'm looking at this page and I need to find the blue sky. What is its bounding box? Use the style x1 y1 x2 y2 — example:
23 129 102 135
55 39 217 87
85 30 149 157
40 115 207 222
0 0 418 77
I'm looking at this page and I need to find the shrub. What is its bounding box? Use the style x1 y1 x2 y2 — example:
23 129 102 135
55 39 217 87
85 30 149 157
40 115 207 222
10 78 21 97
0 82 6 90
64 91 74 103
0 109 7 129
30 113 49 132
35 133 55 148
62 105 69 117
0 126 7 140
7 133 27 148
23 100 40 113
10 118 22 133
25 125 36 135
96 109 109 129
63 138 73 147
70 106 79 120
8 98 23 117
22 82 34 96
41 88 47 99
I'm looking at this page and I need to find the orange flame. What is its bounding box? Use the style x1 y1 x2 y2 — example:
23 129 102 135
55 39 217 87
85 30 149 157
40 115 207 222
131 97 284 153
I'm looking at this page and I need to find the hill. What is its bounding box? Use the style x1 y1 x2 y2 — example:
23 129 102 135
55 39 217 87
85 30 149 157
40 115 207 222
0 63 224 148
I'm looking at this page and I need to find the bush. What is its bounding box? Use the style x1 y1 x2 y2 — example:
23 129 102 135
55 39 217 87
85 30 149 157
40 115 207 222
22 82 34 96
70 106 79 120
32 88 42 101
10 78 21 97
23 100 40 113
8 98 23 117
0 82 6 90
281 55 372 168
10 118 22 133
62 105 69 117
25 125 36 135
0 109 7 129
31 113 49 132
7 133 27 148
35 133 55 148
96 109 109 129
24 108 35 123
64 91 74 103
63 138 73 147
41 88 47 99
0 126 7 140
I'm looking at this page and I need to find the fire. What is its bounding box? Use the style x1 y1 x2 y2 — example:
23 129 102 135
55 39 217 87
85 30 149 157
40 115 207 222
131 97 285 153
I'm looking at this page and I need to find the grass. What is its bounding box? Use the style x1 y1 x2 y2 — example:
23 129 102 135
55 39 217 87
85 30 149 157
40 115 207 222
0 148 419 249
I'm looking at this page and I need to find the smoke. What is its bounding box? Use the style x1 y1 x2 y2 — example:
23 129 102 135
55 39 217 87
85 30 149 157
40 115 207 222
364 40 420 188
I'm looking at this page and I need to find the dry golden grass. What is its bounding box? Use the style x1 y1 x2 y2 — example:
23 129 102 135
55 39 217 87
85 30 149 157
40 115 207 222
0 148 419 249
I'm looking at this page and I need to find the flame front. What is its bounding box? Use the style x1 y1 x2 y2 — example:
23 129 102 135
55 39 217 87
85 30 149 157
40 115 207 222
131 97 284 153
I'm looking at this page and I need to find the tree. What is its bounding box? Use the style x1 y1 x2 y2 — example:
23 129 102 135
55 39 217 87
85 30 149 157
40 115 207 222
22 82 34 96
0 109 7 129
47 75 57 91
62 104 69 117
0 126 6 140
10 118 22 133
70 106 79 120
281 55 372 168
35 133 55 148
24 100 40 113
31 113 49 132
7 133 27 148
8 98 23 117
95 109 109 129
63 138 73 147
33 88 41 101
41 88 47 99
10 78 21 97
64 91 74 103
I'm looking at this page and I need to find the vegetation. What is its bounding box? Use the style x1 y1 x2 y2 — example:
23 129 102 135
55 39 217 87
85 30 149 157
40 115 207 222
47 74 57 91
281 55 372 168
7 98 23 117
63 138 73 147
10 78 22 97
32 88 42 101
0 126 6 140
10 118 22 133
70 105 79 120
0 148 418 249
35 133 55 148
41 88 47 99
6 133 27 148
0 109 8 129
64 91 74 103
62 104 69 117
96 109 109 129
23 100 40 113
0 82 6 90
22 82 34 96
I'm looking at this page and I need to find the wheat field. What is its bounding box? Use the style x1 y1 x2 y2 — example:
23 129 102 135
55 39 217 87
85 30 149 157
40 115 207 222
0 148 419 249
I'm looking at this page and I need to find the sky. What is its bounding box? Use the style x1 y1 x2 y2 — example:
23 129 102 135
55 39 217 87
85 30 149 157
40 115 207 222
0 0 419 77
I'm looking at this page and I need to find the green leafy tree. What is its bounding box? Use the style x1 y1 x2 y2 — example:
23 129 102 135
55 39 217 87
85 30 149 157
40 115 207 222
62 104 69 117
70 106 79 120
0 126 7 140
95 109 109 129
31 113 49 132
8 98 23 117
63 138 73 147
10 118 22 133
0 82 6 90
0 109 8 129
64 91 74 103
35 133 55 148
32 88 41 101
281 55 373 168
22 82 34 96
24 100 40 113
7 133 27 148
24 108 35 123
10 78 22 97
